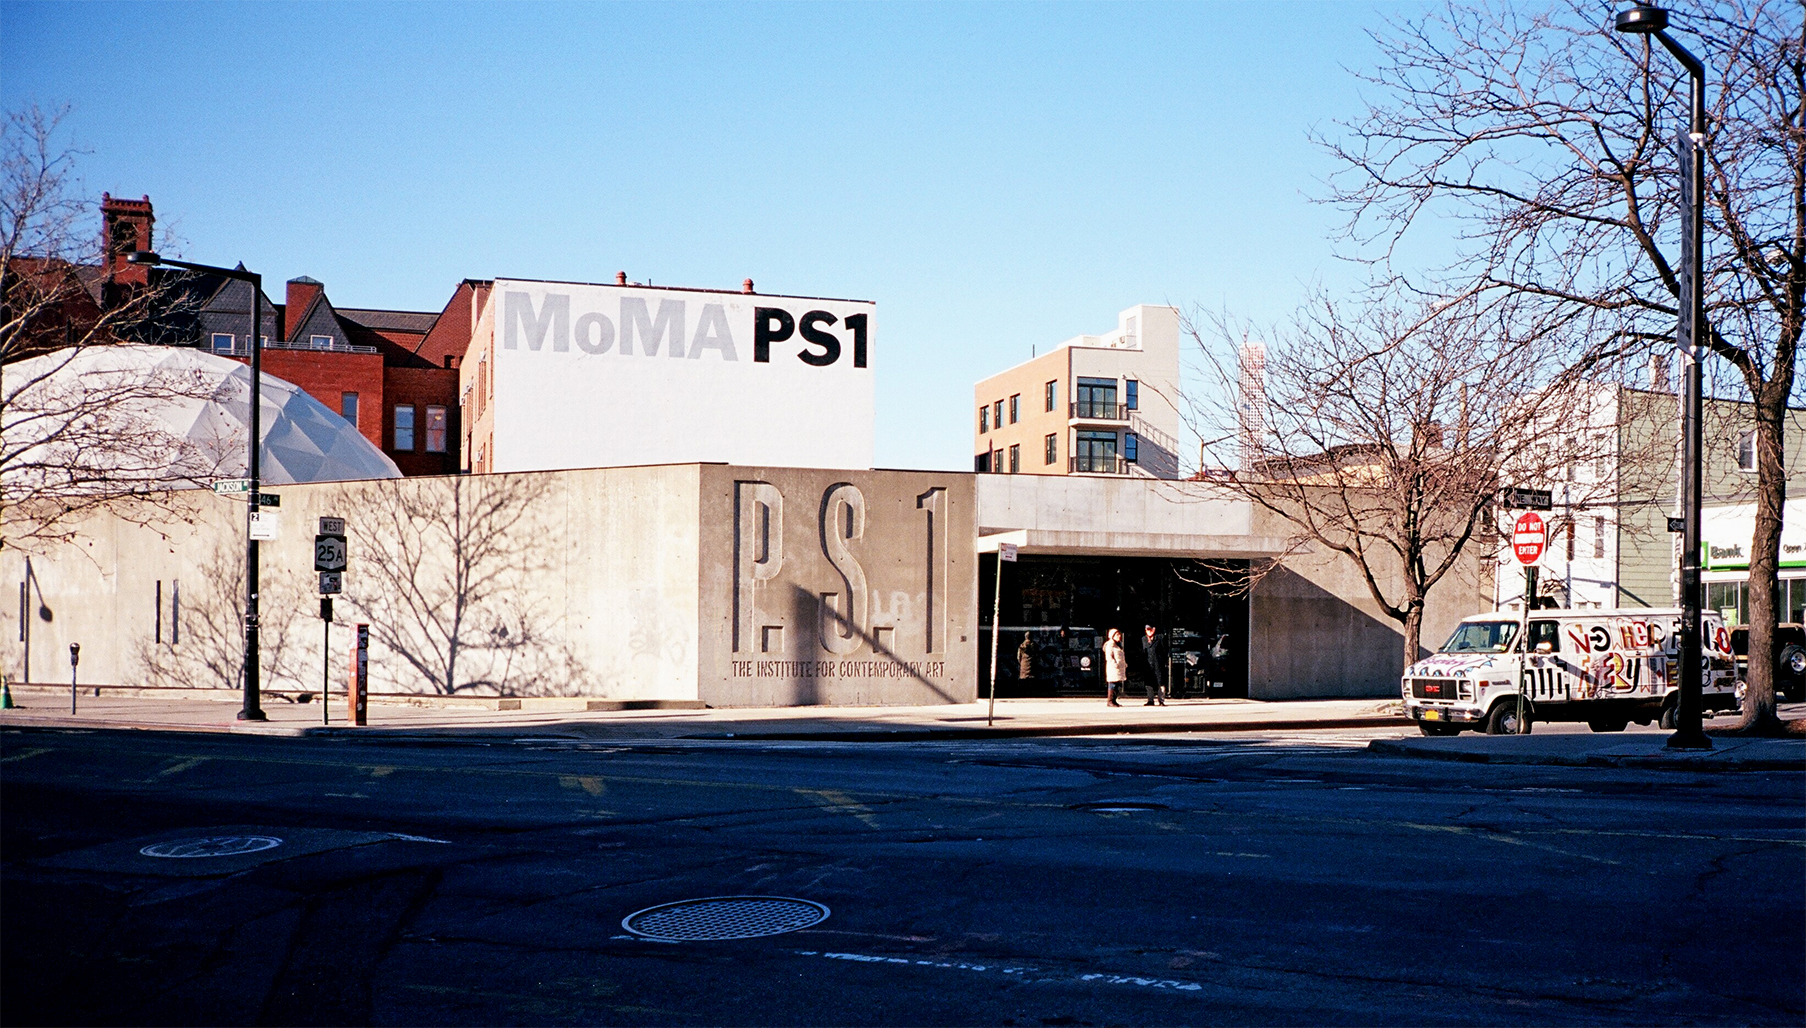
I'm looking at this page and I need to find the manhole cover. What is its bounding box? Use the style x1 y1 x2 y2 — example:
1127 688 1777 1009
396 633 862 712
140 836 284 859
621 896 830 941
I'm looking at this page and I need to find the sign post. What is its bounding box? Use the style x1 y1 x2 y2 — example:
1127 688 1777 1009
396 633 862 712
988 543 1018 728
1511 511 1547 735
315 517 347 725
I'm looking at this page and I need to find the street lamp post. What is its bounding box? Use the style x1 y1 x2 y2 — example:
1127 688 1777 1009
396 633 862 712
127 251 267 722
1613 4 1711 750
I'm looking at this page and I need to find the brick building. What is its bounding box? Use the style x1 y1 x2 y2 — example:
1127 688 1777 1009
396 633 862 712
96 197 461 477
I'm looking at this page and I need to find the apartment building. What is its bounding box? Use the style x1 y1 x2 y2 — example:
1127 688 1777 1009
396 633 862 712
1492 374 1806 623
972 304 1182 479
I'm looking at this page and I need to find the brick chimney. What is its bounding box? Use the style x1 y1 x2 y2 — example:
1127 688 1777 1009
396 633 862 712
285 276 323 341
743 278 755 294
101 193 154 287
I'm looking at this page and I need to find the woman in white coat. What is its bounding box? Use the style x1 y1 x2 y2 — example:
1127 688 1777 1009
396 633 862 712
1103 628 1128 707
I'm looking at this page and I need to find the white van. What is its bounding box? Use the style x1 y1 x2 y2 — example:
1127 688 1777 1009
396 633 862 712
1401 607 1738 735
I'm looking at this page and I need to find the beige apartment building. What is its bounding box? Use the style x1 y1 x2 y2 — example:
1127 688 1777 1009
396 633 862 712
972 304 1183 479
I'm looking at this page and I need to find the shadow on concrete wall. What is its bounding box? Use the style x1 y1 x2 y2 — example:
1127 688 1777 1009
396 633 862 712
1249 566 1420 699
792 583 961 704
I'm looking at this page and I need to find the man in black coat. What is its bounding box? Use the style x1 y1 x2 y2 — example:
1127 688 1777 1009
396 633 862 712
1140 624 1168 706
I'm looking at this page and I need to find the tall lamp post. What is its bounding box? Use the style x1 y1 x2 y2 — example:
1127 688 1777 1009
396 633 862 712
1613 4 1711 750
127 251 268 722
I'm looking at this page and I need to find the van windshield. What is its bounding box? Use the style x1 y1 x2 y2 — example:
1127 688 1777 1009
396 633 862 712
1441 621 1519 654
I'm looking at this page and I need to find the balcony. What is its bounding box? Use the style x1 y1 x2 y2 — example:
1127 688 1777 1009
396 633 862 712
1069 455 1128 475
1069 400 1128 422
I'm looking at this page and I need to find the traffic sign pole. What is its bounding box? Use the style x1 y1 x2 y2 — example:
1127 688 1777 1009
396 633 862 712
1511 511 1547 737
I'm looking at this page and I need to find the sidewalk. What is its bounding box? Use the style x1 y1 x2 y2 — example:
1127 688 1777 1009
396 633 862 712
0 691 1408 742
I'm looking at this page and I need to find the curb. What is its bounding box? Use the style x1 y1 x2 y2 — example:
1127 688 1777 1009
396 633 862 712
1 714 1414 744
677 716 1415 742
1366 738 1806 771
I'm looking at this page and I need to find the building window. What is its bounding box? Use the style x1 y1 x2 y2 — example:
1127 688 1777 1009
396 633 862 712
1008 444 1020 473
1045 380 1056 412
340 392 359 425
1074 377 1119 419
993 400 1003 428
1045 433 1057 465
1125 432 1139 463
1126 379 1139 411
1009 394 1019 424
974 451 992 473
979 406 989 433
394 405 416 451
211 332 234 353
1073 430 1118 473
1594 516 1606 559
1737 429 1757 472
425 405 448 453
310 334 333 350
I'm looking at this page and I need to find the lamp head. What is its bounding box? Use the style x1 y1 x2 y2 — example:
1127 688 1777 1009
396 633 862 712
1614 5 1669 33
125 250 162 266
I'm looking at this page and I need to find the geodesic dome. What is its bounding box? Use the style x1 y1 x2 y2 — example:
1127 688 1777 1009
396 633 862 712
3 345 401 492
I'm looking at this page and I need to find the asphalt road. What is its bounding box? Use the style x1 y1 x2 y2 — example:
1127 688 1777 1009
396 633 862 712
2 725 1801 1027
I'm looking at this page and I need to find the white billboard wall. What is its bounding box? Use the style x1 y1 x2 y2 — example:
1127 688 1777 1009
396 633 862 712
490 279 875 472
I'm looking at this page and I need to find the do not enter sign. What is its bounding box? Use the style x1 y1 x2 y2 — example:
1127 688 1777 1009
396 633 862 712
1512 511 1547 565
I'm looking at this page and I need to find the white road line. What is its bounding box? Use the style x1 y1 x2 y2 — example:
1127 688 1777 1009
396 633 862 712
794 949 1213 993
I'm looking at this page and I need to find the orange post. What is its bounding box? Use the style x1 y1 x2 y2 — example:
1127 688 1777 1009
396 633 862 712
348 623 369 726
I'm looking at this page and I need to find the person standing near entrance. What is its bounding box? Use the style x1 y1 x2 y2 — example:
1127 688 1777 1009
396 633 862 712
1017 633 1037 689
1141 624 1168 706
1103 628 1127 707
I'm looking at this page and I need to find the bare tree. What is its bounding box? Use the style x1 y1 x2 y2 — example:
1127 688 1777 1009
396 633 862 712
1189 290 1624 665
1319 0 1802 731
2 104 214 552
341 474 587 696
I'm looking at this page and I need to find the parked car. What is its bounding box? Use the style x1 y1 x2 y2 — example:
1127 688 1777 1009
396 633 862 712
1728 623 1806 703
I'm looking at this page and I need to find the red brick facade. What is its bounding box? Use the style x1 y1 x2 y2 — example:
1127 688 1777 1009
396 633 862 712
382 366 461 476
233 348 386 450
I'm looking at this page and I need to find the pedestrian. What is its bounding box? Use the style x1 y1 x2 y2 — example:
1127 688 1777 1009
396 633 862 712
1017 633 1037 687
1141 624 1168 706
1103 628 1127 707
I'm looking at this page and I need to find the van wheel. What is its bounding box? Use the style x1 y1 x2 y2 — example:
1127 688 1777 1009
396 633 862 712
1587 719 1629 732
1486 702 1532 735
1659 699 1678 731
1419 723 1461 737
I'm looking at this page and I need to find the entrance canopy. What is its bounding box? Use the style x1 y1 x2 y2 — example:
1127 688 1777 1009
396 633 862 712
974 475 1290 559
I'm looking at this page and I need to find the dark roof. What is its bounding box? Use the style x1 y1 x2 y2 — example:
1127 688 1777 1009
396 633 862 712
337 307 439 333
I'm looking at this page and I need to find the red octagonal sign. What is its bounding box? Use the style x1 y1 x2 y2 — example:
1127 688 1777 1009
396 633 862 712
1512 511 1546 566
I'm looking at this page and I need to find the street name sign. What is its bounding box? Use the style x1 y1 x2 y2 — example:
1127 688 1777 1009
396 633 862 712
1501 486 1553 511
1512 511 1547 566
213 479 252 495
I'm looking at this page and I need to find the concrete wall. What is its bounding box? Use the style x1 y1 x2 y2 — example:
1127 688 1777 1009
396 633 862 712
2 463 976 707
1247 502 1487 698
695 465 978 706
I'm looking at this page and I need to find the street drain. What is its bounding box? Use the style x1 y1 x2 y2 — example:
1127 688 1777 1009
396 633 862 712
621 896 830 941
140 836 283 859
1070 802 1168 813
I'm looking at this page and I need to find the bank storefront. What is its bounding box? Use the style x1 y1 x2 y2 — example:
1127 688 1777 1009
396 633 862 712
1702 499 1806 624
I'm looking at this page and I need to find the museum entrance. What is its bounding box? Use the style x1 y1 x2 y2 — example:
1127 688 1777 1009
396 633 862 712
976 553 1250 699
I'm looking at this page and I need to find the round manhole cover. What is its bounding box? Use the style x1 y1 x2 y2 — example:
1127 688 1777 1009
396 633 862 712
140 836 284 859
621 896 830 941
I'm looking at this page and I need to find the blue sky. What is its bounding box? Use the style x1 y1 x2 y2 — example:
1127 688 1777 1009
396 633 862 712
4 1 1415 470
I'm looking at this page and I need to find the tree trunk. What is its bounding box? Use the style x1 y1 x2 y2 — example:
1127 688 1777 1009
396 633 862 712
1723 382 1790 735
1402 602 1424 671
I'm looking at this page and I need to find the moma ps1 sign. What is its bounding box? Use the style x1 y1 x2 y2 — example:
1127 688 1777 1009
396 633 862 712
491 279 875 472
